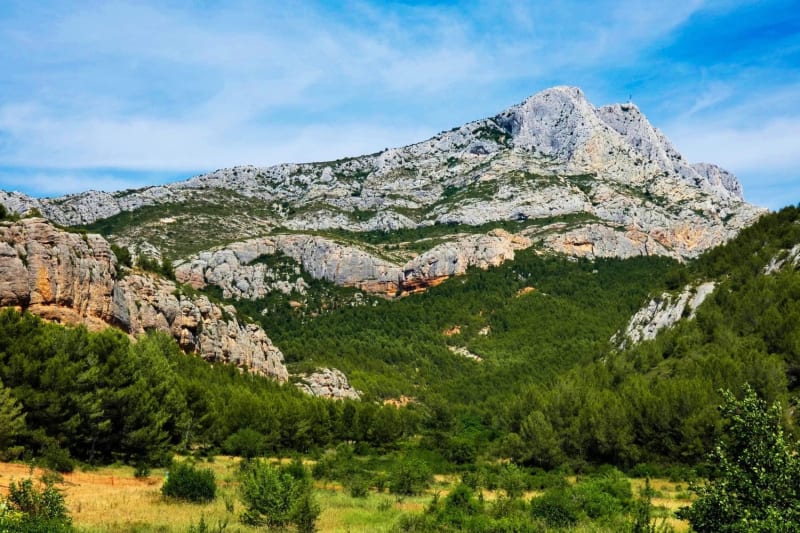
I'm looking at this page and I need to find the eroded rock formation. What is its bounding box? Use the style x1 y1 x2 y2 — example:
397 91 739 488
0 218 288 381
617 281 716 347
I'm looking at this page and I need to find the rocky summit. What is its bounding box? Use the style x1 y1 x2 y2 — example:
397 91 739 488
0 86 767 394
0 87 761 261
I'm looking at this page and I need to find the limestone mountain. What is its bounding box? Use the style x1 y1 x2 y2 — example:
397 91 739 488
0 87 762 276
0 86 767 398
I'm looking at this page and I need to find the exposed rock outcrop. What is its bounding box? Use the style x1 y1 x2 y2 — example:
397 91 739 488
765 244 800 274
296 368 361 400
402 229 530 291
0 218 288 381
0 86 763 269
119 274 288 381
175 234 403 298
0 218 127 331
448 345 483 362
176 228 531 298
617 281 716 347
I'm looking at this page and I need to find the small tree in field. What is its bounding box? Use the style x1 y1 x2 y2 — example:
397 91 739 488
238 459 319 531
677 385 800 531
161 461 217 503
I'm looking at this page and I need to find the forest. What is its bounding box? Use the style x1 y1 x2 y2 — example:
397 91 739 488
2 205 800 531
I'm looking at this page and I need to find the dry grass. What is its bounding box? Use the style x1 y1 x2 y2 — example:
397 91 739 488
0 460 696 532
630 477 693 532
1 458 244 533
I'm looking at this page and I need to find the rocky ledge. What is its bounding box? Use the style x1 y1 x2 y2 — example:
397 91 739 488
295 368 362 400
0 218 288 381
175 229 530 298
616 281 716 347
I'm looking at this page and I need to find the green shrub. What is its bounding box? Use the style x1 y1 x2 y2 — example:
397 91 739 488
110 244 132 268
133 463 151 478
573 468 633 519
40 443 75 473
2 475 73 532
498 464 527 499
238 459 318 531
530 488 579 528
347 475 370 498
389 457 432 496
222 428 267 458
161 461 216 502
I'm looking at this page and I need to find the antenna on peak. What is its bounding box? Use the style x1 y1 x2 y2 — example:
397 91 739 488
628 94 632 103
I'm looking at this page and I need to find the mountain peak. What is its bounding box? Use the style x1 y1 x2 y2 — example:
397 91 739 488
0 85 762 264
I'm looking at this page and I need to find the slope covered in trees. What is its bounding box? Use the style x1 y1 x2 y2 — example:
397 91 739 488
0 311 417 468
2 205 800 479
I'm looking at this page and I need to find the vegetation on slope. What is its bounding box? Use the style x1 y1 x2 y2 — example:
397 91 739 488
4 200 800 529
0 311 418 469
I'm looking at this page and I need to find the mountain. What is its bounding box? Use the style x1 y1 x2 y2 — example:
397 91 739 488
0 86 768 398
0 87 761 266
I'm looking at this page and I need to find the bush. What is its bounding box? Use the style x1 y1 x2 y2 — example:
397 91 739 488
238 459 318 531
389 457 433 496
133 463 151 478
2 474 73 532
161 461 216 503
40 443 75 473
347 475 370 498
498 463 527 499
530 488 579 528
110 244 132 268
223 428 268 458
677 386 800 532
573 468 633 519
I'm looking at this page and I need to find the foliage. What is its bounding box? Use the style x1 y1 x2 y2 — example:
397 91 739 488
136 255 175 279
238 459 318 531
222 428 268 458
110 243 132 268
389 457 433 495
0 378 25 451
677 385 800 532
187 515 229 533
0 309 414 466
530 487 580 528
161 461 217 503
1 474 72 532
529 468 632 527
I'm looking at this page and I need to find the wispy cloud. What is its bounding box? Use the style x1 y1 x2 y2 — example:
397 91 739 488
0 0 797 208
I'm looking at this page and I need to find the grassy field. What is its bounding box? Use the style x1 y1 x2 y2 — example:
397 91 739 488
0 459 691 532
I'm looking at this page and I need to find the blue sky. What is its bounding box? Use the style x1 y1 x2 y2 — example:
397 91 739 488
0 1 798 209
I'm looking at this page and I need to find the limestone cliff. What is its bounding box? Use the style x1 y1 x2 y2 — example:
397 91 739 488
0 218 288 381
175 228 530 298
295 368 362 400
616 281 716 347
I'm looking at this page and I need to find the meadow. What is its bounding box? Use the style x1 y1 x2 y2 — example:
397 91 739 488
0 457 691 532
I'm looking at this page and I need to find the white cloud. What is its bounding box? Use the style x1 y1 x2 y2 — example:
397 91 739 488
670 117 800 173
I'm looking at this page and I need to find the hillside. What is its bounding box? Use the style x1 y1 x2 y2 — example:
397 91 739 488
1 86 799 531
1 87 762 269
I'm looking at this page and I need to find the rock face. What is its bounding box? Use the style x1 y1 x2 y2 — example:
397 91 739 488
175 234 403 298
295 368 361 400
175 228 531 297
765 244 800 274
0 218 127 331
618 281 716 347
402 230 530 291
119 274 288 381
0 218 288 381
0 86 763 270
